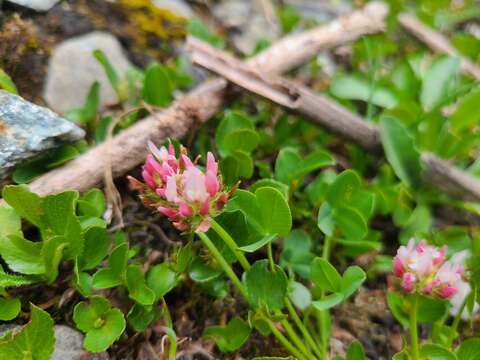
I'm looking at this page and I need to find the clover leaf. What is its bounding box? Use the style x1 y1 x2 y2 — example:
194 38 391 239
73 296 126 353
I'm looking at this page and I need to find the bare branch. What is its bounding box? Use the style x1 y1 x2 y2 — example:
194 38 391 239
399 13 480 80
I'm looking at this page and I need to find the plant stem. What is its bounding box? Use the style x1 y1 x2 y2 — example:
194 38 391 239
211 219 251 270
409 294 420 360
197 231 248 299
286 298 324 358
448 293 469 347
268 242 275 271
197 231 307 359
317 235 334 359
267 320 309 360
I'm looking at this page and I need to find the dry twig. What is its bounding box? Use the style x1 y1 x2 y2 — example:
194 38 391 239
399 13 480 80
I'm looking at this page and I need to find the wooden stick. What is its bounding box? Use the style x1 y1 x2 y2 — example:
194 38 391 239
188 38 480 202
399 13 480 80
3 2 387 200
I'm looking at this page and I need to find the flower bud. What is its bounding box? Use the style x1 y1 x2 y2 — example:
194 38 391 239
128 142 234 233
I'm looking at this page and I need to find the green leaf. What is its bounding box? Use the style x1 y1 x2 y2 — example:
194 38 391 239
340 266 366 299
250 179 289 199
379 115 423 188
146 263 178 300
420 56 460 111
188 18 225 49
203 317 251 352
227 187 292 237
275 148 334 185
92 243 128 289
93 49 120 95
317 202 335 236
220 151 254 186
346 340 366 360
83 308 125 352
2 185 44 228
280 230 314 279
455 338 480 360
41 235 67 283
42 191 83 259
450 87 480 131
255 187 292 236
127 304 160 332
0 234 44 275
65 81 100 124
387 292 408 328
216 111 257 157
239 234 277 252
330 75 398 108
293 150 335 180
310 258 342 293
333 206 368 240
0 206 21 237
288 281 312 310
0 69 18 94
78 189 106 218
142 63 173 107
126 265 156 305
189 256 222 283
78 226 109 270
417 296 448 324
275 148 302 184
326 170 361 208
0 297 21 321
312 293 344 311
245 260 288 311
420 344 457 360
0 266 37 288
278 5 300 33
74 296 126 353
73 296 110 332
0 304 55 360
175 242 193 273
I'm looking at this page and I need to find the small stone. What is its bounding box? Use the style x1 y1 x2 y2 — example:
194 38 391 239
0 90 84 179
52 325 84 360
153 0 193 18
44 31 133 113
6 0 60 11
213 0 281 54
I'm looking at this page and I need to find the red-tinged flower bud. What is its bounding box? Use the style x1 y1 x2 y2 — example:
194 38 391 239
130 142 234 233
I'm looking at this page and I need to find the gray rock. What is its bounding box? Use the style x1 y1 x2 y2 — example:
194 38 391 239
6 0 61 11
154 0 193 18
213 0 281 54
0 90 84 179
44 31 133 114
0 324 84 359
52 325 84 360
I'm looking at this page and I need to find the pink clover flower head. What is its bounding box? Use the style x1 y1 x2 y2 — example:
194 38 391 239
128 142 234 233
392 239 465 300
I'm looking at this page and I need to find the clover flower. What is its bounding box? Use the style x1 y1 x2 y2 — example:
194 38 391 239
393 239 464 299
128 142 233 233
